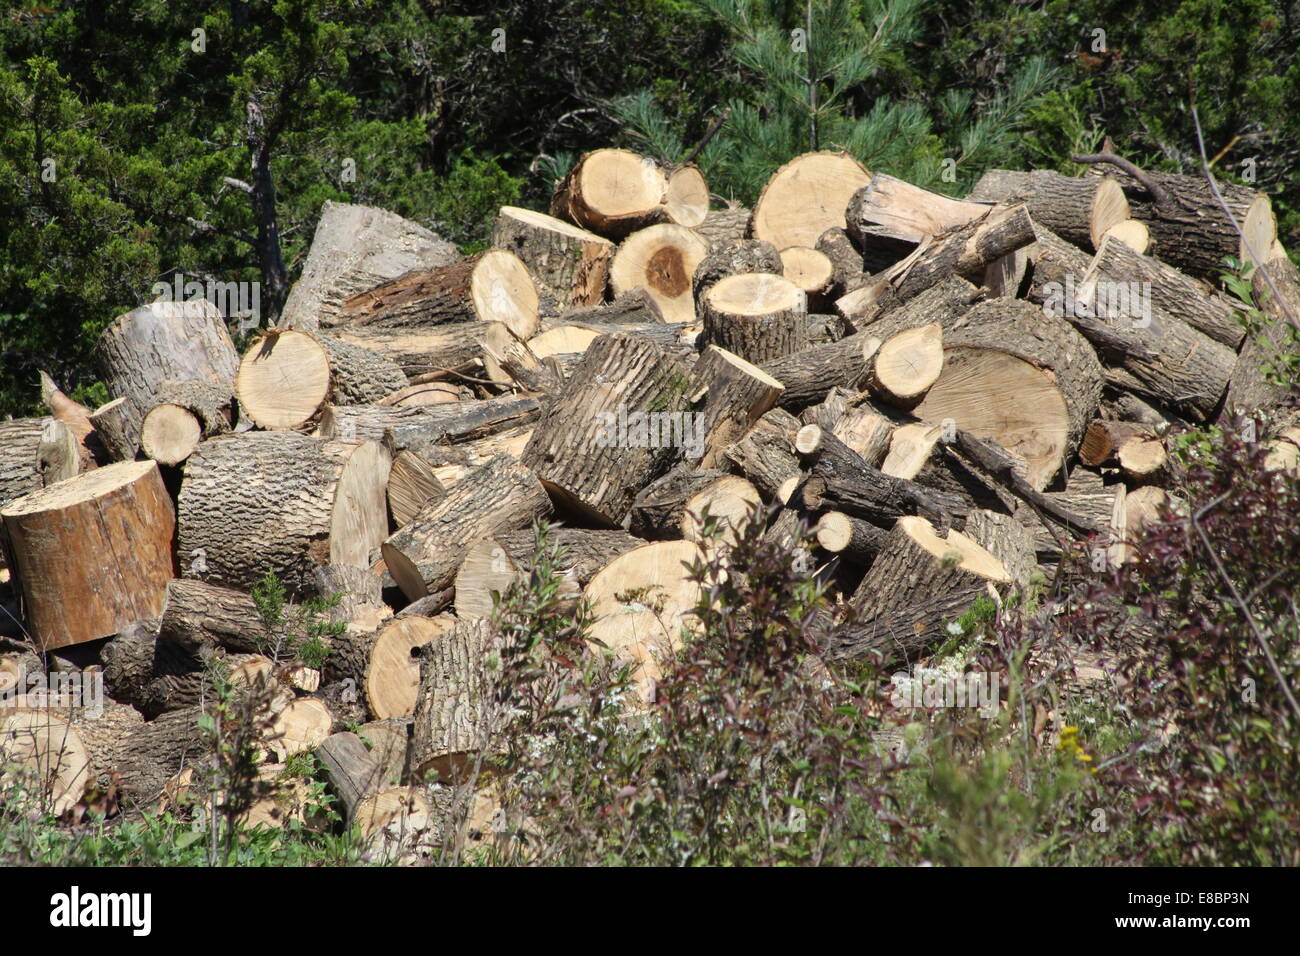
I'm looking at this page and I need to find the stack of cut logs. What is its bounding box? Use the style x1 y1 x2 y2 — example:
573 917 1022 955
2 146 1297 856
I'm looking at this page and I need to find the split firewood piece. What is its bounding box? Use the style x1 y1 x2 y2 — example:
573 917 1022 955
697 202 751 248
113 705 211 808
689 345 786 468
1101 218 1149 255
410 617 503 783
1078 419 1156 468
95 298 240 428
235 330 408 430
882 202 1037 301
280 200 460 332
382 453 550 601
159 578 269 654
963 508 1038 591
799 386 854 431
550 149 705 238
722 408 803 504
831 516 1010 665
795 426 966 531
337 249 539 341
1104 389 1183 429
1082 164 1277 279
475 321 555 392
1125 485 1169 537
831 405 895 468
1223 255 1300 419
454 538 523 620
365 615 457 721
88 398 142 463
966 169 1130 251
691 239 784 306
377 381 465 408
1064 276 1235 422
1088 235 1245 348
0 418 80 515
629 466 762 548
880 422 944 480
139 380 234 466
526 325 601 366
912 298 1104 489
2 461 175 651
609 223 711 324
847 173 990 245
866 323 944 408
583 540 706 700
495 526 643 587
535 317 691 358
816 226 869 296
269 697 334 761
38 371 98 471
750 150 872 251
814 510 885 566
0 711 92 815
779 246 835 311
387 449 447 528
491 206 613 309
178 433 391 594
983 247 1029 298
521 333 693 526
700 272 809 363
335 396 539 450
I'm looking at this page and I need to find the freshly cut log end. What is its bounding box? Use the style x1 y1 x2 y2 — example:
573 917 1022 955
663 164 710 229
701 272 809 364
794 423 824 456
779 246 835 309
491 206 613 309
867 323 944 408
750 151 872 251
1102 218 1149 255
269 698 333 761
814 510 885 565
387 449 447 528
847 173 990 244
455 538 522 621
236 330 333 430
366 615 457 721
178 433 391 595
1117 437 1167 483
609 224 711 324
139 380 233 466
1 460 175 650
692 240 784 306
551 148 670 238
1241 194 1278 267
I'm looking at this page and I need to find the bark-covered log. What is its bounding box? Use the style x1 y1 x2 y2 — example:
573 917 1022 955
521 333 693 525
962 508 1038 591
101 619 206 719
376 396 541 459
2 461 175 651
364 615 457 720
866 323 944 408
689 345 786 468
697 203 751 248
1222 255 1300 418
628 465 761 544
779 246 836 311
491 206 613 309
701 272 810 363
967 169 1130 251
0 418 81 520
609 224 712 324
554 287 666 325
113 705 210 808
722 408 803 503
550 149 705 238
177 434 390 595
1025 224 1094 307
382 454 551 600
158 578 268 655
410 618 502 784
882 203 1037 301
848 174 990 245
816 227 869 297
139 380 234 466
330 321 493 381
691 239 784 306
814 510 886 565
88 398 142 463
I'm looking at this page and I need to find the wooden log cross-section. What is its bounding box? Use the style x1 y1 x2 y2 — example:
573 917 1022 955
700 272 810 363
750 150 873 252
139 380 234 466
550 148 709 239
609 223 712 324
1 461 176 650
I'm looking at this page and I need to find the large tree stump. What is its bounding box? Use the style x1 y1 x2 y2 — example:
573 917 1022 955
521 333 694 526
609 224 711 324
700 273 810 363
967 169 1130 251
177 433 390 595
491 206 613 309
2 461 175 650
382 454 551 600
750 151 872 251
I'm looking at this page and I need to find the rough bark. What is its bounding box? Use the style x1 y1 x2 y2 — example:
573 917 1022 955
1222 255 1300 418
491 205 613 309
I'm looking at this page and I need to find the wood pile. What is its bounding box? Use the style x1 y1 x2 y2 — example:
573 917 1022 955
0 145 1293 855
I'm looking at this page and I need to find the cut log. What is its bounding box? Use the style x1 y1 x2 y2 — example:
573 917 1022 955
366 615 458 721
697 202 751 248
280 201 459 332
722 408 803 503
235 330 408 430
336 250 540 343
882 203 1036 301
1117 437 1167 484
0 711 91 815
814 510 885 565
2 461 175 651
331 321 493 381
963 508 1037 591
967 169 1129 250
609 223 711 324
0 418 80 517
848 174 990 245
549 148 669 238
750 151 872 251
662 164 710 229
1223 255 1300 418
831 405 895 468
95 299 240 428
689 345 785 467
1088 235 1245 348
268 697 333 761
521 333 693 526
1025 224 1094 307
158 578 268 655
583 540 706 700
88 398 142 463
315 731 392 823
867 323 944 408
691 239 784 306
779 246 835 310
629 466 761 549
387 450 447 528
101 619 204 719
113 705 210 808
357 718 409 788
374 396 540 456
1078 420 1155 468
178 433 390 595
139 380 234 466
410 618 502 783
1102 218 1150 255
491 206 613 310
454 538 522 621
378 381 465 408
700 272 809 363
382 454 550 600
555 287 666 325
832 515 1010 665
912 298 1105 489
493 527 643 587
39 371 98 472
881 422 944 480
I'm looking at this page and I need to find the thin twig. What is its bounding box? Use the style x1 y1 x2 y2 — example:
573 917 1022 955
1071 151 1179 212
681 107 731 167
